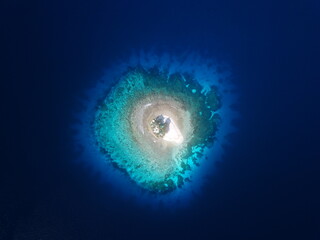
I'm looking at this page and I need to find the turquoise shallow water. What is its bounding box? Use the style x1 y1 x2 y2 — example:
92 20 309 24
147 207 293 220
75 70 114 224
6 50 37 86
94 66 221 193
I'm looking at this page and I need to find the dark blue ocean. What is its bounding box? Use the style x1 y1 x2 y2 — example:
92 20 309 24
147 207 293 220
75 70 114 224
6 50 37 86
1 0 320 239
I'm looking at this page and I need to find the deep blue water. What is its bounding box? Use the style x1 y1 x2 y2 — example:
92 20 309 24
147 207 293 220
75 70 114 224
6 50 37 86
1 0 320 239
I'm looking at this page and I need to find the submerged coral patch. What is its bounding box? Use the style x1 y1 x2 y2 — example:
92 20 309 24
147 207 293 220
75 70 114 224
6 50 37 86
93 66 221 193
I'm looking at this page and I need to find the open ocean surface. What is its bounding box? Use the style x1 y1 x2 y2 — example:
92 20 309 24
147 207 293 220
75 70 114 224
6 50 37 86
1 0 320 239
